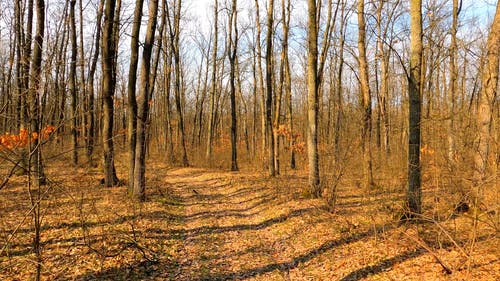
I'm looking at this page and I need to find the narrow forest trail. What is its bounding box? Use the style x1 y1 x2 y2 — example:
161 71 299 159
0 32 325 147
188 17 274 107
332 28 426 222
151 167 498 281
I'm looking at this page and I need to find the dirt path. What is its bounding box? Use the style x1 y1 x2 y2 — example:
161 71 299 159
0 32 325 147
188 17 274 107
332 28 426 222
157 168 498 281
165 168 302 280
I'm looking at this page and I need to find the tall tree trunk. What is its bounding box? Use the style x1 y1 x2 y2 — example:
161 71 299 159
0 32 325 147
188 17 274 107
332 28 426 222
28 0 45 279
101 0 119 186
85 0 103 165
307 0 320 196
228 0 239 171
254 0 266 163
167 0 189 166
357 0 374 189
163 41 175 162
475 1 500 180
282 0 295 169
22 0 34 131
206 0 218 161
407 0 423 216
127 0 143 192
78 0 87 162
448 0 460 164
69 0 79 165
265 0 275 177
334 0 346 162
133 0 158 201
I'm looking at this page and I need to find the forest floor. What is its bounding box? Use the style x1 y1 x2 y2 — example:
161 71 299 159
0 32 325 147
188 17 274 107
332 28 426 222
0 157 498 280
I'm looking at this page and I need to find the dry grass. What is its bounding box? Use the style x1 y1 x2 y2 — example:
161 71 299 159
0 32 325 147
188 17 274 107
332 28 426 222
0 151 498 280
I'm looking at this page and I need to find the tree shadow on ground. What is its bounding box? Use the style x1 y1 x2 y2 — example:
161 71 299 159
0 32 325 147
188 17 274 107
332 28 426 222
186 223 399 281
146 207 317 240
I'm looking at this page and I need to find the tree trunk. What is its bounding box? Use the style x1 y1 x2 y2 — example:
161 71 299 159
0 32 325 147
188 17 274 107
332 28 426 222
101 0 119 186
228 0 239 171
407 0 423 216
85 0 103 165
167 0 189 167
133 0 158 201
265 0 275 177
127 0 143 193
307 0 320 196
282 0 295 170
357 0 374 189
475 1 500 180
69 0 78 165
448 0 460 164
334 0 346 163
28 0 45 279
206 0 218 161
254 0 266 163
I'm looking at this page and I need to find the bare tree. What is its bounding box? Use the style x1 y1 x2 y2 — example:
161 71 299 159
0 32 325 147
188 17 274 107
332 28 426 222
447 0 460 164
475 1 500 180
101 0 120 186
85 0 104 165
206 0 218 161
69 0 78 165
228 0 239 171
357 0 374 189
133 0 159 201
265 0 275 176
127 0 144 192
407 0 423 216
282 0 295 169
167 0 189 167
28 0 45 278
307 0 320 196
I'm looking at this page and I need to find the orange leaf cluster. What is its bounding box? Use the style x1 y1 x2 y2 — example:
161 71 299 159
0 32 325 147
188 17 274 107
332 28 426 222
276 125 301 140
291 141 306 153
420 144 435 156
0 126 56 150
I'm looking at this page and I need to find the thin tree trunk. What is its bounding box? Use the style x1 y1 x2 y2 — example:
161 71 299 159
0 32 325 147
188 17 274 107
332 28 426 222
127 0 143 192
447 0 460 164
334 0 346 162
85 0 103 165
282 0 294 170
357 0 374 189
28 0 45 279
69 0 79 165
206 0 218 161
228 0 239 171
254 0 266 162
167 0 189 167
407 0 423 216
307 0 320 196
101 0 119 186
265 0 275 177
133 0 158 201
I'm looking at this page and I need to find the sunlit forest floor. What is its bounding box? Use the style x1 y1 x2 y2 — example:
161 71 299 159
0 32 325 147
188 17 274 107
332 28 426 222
0 154 498 280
